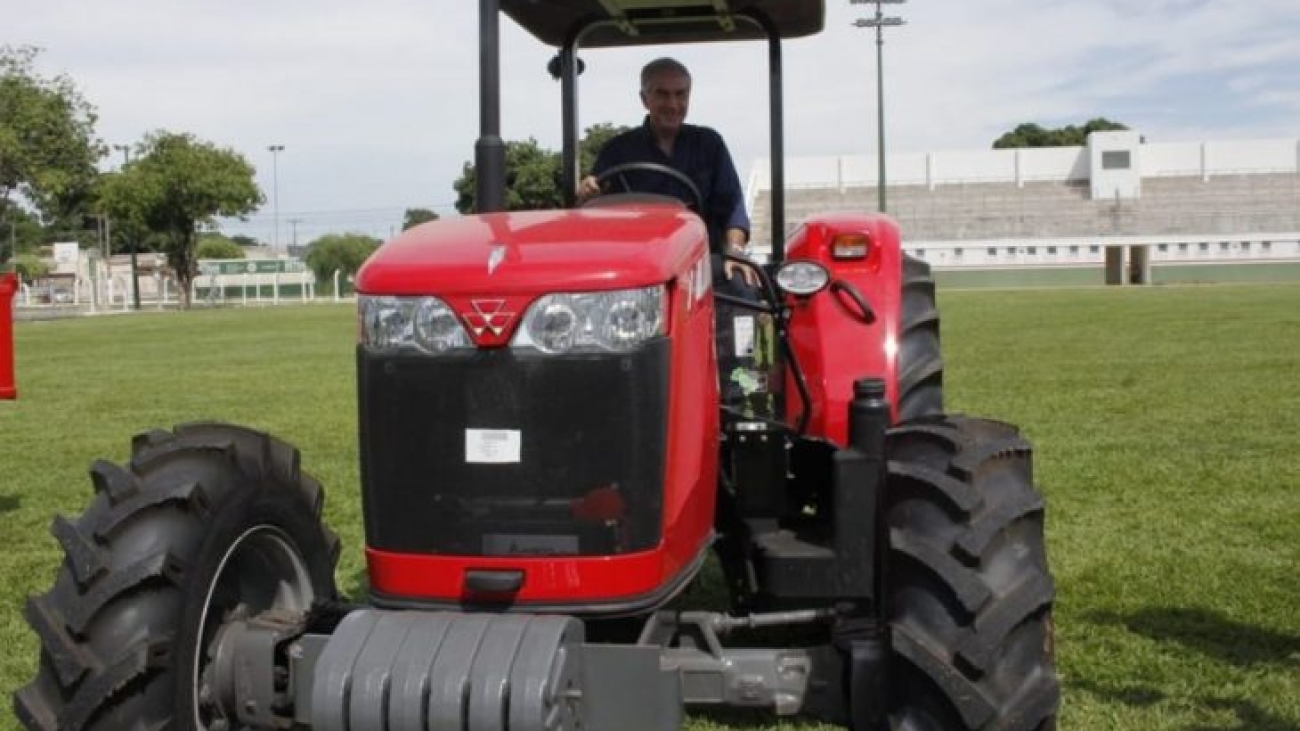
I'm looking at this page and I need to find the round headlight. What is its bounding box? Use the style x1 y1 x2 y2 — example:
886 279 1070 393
528 300 578 353
415 298 468 352
599 289 662 351
362 296 413 349
776 260 830 296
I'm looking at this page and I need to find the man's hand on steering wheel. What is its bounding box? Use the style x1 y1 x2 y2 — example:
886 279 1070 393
576 175 602 203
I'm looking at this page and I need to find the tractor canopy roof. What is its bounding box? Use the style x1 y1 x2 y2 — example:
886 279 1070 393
501 0 825 48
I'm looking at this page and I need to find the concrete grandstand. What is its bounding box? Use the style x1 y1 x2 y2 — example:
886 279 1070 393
746 133 1300 287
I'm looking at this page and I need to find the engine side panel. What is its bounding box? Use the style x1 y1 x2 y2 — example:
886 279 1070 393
783 214 905 445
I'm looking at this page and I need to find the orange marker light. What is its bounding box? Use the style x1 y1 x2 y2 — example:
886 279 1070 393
832 233 870 260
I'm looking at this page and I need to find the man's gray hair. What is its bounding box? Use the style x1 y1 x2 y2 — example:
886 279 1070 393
640 57 692 92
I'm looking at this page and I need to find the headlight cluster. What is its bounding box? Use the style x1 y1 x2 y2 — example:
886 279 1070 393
359 295 471 354
358 285 665 356
514 286 665 354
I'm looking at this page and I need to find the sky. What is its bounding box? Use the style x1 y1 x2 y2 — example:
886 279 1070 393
9 0 1300 246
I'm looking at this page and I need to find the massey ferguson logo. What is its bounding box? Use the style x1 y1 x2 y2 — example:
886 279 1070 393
462 299 515 338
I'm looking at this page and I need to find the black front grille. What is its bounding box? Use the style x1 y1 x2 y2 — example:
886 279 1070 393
358 341 670 557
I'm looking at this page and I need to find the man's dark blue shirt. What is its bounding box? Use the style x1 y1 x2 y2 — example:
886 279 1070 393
592 118 750 253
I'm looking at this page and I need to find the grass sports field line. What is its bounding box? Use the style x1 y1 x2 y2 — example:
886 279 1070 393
1 284 1296 731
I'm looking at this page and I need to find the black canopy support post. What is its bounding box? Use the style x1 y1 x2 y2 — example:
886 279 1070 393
560 41 581 208
752 12 786 264
476 0 506 213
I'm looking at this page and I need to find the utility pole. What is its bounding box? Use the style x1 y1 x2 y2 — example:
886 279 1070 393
852 0 906 213
267 145 285 251
288 218 302 253
113 144 142 309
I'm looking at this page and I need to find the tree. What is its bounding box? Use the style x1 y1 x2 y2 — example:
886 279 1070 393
992 118 1128 149
98 131 263 308
578 122 629 173
0 207 43 263
11 253 49 281
454 138 562 214
453 124 631 213
402 207 440 230
304 233 380 292
0 46 102 225
195 233 246 260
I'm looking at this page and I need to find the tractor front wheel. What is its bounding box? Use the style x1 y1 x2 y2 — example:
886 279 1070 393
882 416 1058 731
14 423 340 731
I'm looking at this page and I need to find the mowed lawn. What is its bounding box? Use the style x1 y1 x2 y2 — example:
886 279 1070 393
1 285 1297 731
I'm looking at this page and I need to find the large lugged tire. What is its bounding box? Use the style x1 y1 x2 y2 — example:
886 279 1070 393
14 423 340 731
896 254 943 421
883 416 1058 731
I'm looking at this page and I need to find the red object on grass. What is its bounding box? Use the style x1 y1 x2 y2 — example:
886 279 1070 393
0 273 16 399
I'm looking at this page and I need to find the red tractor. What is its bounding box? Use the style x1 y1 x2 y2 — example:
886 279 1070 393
15 2 1058 731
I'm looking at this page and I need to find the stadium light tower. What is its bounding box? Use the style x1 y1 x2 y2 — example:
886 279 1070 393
852 0 906 213
267 144 285 251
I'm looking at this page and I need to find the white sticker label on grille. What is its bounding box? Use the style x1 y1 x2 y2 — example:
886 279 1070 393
465 429 521 464
733 315 755 357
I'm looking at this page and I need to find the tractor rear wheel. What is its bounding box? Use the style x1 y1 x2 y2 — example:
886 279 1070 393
883 416 1058 731
14 423 340 731
896 254 943 421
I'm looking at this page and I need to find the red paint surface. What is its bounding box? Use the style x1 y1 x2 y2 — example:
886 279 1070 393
783 213 905 443
0 273 16 400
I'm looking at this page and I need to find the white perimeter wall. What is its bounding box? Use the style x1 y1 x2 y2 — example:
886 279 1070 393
748 137 1300 196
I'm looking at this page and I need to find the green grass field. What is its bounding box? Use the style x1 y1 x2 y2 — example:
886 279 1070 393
2 285 1298 730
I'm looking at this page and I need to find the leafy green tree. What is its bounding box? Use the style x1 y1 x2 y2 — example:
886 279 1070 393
454 138 562 213
230 234 260 249
453 124 631 213
98 131 262 308
578 122 630 173
1 207 44 263
196 233 246 260
402 207 440 230
0 46 102 225
993 118 1128 149
304 233 380 292
11 253 49 281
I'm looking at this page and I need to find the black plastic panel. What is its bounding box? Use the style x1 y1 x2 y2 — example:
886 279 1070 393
358 341 670 557
501 0 825 48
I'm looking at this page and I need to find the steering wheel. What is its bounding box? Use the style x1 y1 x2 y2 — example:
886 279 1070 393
594 162 704 211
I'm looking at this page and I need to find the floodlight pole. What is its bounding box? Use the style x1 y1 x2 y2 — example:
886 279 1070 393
268 145 285 251
852 0 906 213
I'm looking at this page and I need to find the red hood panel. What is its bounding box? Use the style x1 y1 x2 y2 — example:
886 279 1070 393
357 207 707 296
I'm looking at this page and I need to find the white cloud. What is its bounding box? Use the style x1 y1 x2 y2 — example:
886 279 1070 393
7 0 1297 241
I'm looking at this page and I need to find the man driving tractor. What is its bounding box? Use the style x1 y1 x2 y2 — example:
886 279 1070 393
578 57 757 285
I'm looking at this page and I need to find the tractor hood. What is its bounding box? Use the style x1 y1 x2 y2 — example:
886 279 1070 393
356 205 707 296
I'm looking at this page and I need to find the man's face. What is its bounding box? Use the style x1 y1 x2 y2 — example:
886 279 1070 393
641 70 691 136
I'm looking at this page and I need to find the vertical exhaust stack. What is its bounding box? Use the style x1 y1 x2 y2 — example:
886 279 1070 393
475 0 506 213
0 273 16 399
